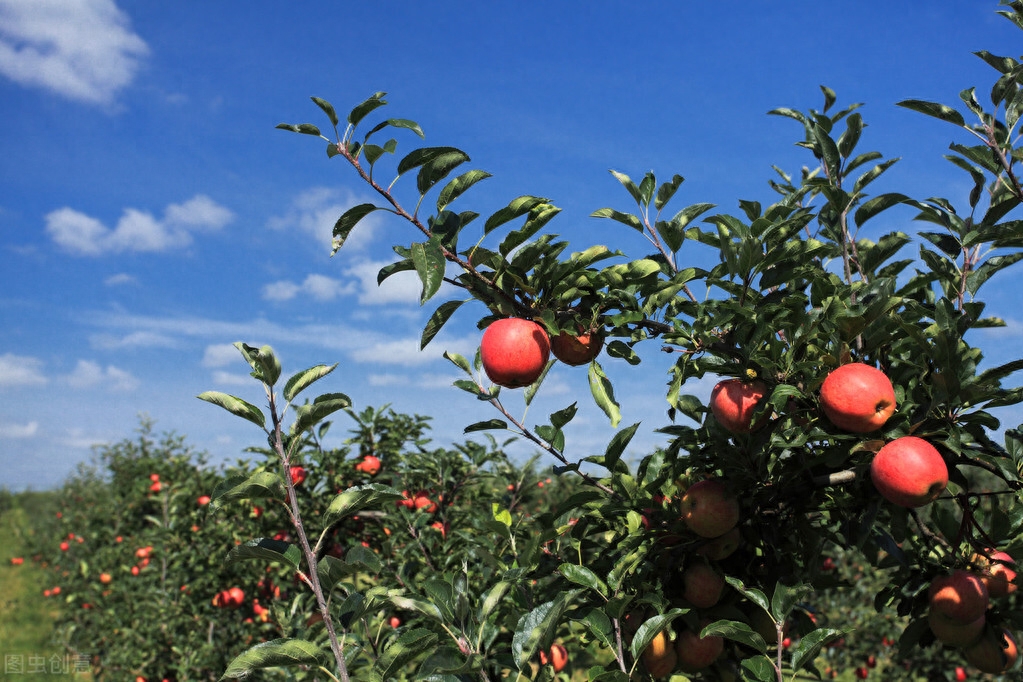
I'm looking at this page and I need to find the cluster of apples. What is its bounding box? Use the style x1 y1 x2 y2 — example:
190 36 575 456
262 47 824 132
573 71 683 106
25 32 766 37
927 562 1019 674
710 362 950 509
479 317 604 388
211 586 246 609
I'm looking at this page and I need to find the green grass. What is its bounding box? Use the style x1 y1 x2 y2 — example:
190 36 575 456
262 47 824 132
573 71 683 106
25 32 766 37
0 493 92 681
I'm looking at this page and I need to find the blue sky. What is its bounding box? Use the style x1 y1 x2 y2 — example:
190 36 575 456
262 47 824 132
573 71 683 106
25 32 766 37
2 1 1023 491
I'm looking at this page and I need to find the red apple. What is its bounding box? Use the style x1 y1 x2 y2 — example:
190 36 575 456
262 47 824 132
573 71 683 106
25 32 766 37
197 495 211 505
681 479 740 538
355 455 381 476
977 550 1017 598
955 666 967 681
414 492 438 514
289 465 307 486
819 363 896 432
964 627 1018 674
682 560 725 609
695 527 742 561
870 436 948 507
10 557 23 566
551 328 604 366
548 644 568 672
928 570 989 624
710 378 769 434
928 610 985 647
99 572 113 585
675 621 724 673
480 318 550 388
388 616 401 628
854 667 868 680
59 541 69 552
149 480 162 492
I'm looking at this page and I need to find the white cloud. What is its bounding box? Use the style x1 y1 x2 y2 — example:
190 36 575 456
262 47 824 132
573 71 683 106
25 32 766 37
350 338 438 367
268 186 382 252
65 359 139 391
104 273 136 286
90 330 177 350
0 420 38 438
0 352 47 386
212 370 251 386
344 260 424 305
0 0 148 106
368 372 463 389
202 343 242 368
45 194 234 255
262 273 355 303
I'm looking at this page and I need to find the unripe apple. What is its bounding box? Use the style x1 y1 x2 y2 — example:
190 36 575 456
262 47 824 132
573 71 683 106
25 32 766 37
551 328 603 366
675 621 724 673
819 363 896 432
870 436 948 507
480 318 550 388
682 560 725 609
928 610 985 647
681 479 740 538
710 378 769 434
928 570 989 624
964 627 1018 674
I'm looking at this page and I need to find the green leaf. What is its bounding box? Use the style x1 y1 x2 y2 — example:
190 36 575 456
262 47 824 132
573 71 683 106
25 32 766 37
344 543 382 573
410 237 447 304
464 419 508 433
444 350 473 375
590 207 643 232
609 169 644 206
770 582 812 623
790 627 846 671
896 99 966 127
559 563 608 597
208 471 284 514
479 581 512 622
421 299 465 349
654 174 684 211
588 361 621 427
225 538 302 571
700 619 766 652
550 403 578 429
604 422 639 473
221 638 328 679
311 97 339 127
275 123 322 137
235 343 282 386
291 392 352 436
197 391 265 430
323 484 404 528
741 655 777 682
725 576 770 615
332 204 381 256
396 146 465 181
417 149 471 195
371 628 439 682
348 91 387 127
511 591 579 671
484 195 547 234
966 252 1023 295
364 117 425 141
837 112 863 158
283 364 337 403
437 169 492 213
629 609 687 662
854 192 909 227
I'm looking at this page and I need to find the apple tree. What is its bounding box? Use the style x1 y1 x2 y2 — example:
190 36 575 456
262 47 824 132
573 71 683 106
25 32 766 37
201 2 1023 680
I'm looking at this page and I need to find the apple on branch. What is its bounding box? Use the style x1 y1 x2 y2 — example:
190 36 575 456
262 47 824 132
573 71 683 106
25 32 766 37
480 317 550 388
870 436 948 507
819 363 897 433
